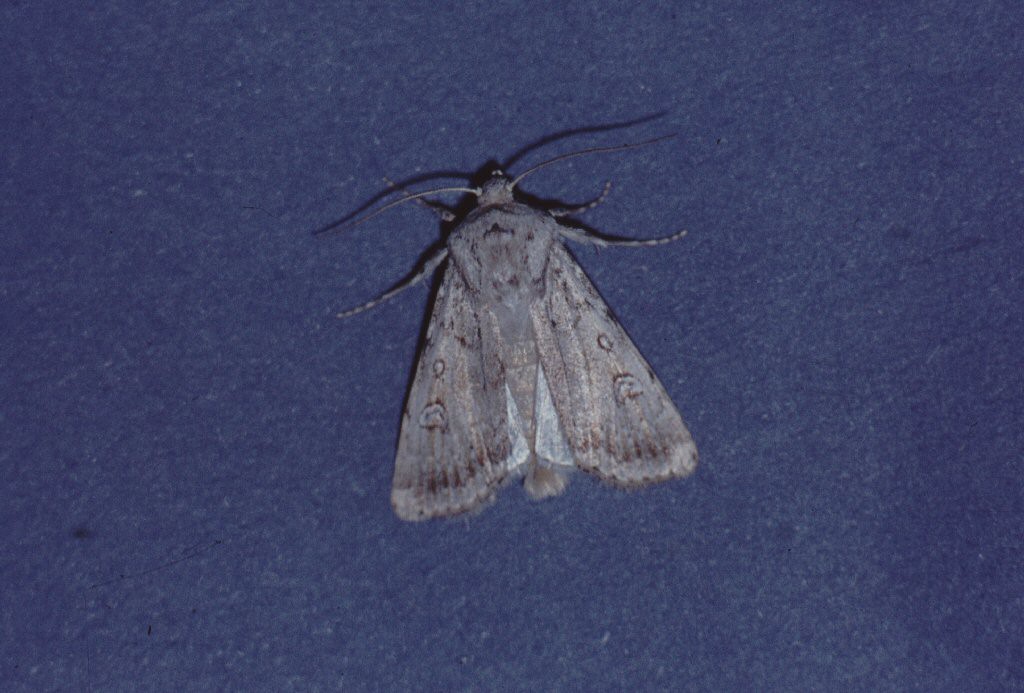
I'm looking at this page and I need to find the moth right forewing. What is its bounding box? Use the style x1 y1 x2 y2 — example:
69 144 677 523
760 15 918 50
534 243 698 487
392 267 511 520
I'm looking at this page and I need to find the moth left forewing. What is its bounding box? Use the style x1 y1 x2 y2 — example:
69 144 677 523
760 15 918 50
532 243 698 487
392 266 512 520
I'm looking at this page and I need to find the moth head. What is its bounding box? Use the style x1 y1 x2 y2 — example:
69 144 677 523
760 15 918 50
477 170 516 207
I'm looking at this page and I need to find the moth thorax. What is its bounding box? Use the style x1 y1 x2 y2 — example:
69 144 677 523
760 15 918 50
484 247 544 304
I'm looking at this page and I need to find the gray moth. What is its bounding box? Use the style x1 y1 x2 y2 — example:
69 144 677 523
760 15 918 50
337 138 698 521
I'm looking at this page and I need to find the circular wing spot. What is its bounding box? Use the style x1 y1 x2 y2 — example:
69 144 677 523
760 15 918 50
418 402 447 430
597 334 614 352
613 374 643 404
433 359 446 377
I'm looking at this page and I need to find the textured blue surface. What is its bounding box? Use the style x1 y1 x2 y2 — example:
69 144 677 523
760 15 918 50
3 2 1022 690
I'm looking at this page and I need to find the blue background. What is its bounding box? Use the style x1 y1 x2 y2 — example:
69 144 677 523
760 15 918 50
3 2 1022 690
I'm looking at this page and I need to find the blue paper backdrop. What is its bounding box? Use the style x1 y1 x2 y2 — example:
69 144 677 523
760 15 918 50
3 2 1021 690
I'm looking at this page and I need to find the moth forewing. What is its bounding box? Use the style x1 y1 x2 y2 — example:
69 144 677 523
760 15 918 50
390 266 512 521
531 242 697 486
339 145 697 520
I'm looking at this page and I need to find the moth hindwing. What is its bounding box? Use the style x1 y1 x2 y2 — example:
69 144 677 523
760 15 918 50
340 143 698 520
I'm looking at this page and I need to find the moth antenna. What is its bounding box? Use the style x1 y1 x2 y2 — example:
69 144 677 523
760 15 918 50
511 133 677 188
383 176 458 222
319 186 481 235
337 248 449 319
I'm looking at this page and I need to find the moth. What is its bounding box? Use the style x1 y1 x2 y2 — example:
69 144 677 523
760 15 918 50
336 137 698 520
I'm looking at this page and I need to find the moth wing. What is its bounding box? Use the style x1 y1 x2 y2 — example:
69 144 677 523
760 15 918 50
532 243 698 486
391 265 513 520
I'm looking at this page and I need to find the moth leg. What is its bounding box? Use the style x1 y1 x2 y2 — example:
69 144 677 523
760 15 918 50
549 181 613 217
337 247 449 318
383 176 457 222
558 226 688 248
